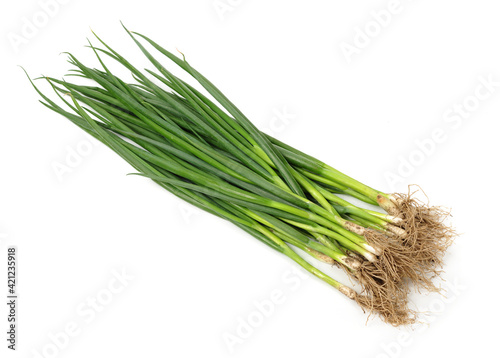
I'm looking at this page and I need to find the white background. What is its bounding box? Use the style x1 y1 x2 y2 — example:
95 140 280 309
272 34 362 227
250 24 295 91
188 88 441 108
1 0 499 357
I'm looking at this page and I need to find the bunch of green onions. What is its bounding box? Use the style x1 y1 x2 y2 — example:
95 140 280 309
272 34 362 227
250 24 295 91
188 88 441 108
27 25 454 326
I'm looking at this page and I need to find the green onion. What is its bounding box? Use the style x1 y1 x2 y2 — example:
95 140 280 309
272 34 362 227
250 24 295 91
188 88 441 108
25 26 454 326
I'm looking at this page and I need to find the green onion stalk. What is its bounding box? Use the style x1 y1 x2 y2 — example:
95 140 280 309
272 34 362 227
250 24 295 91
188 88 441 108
25 26 454 325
